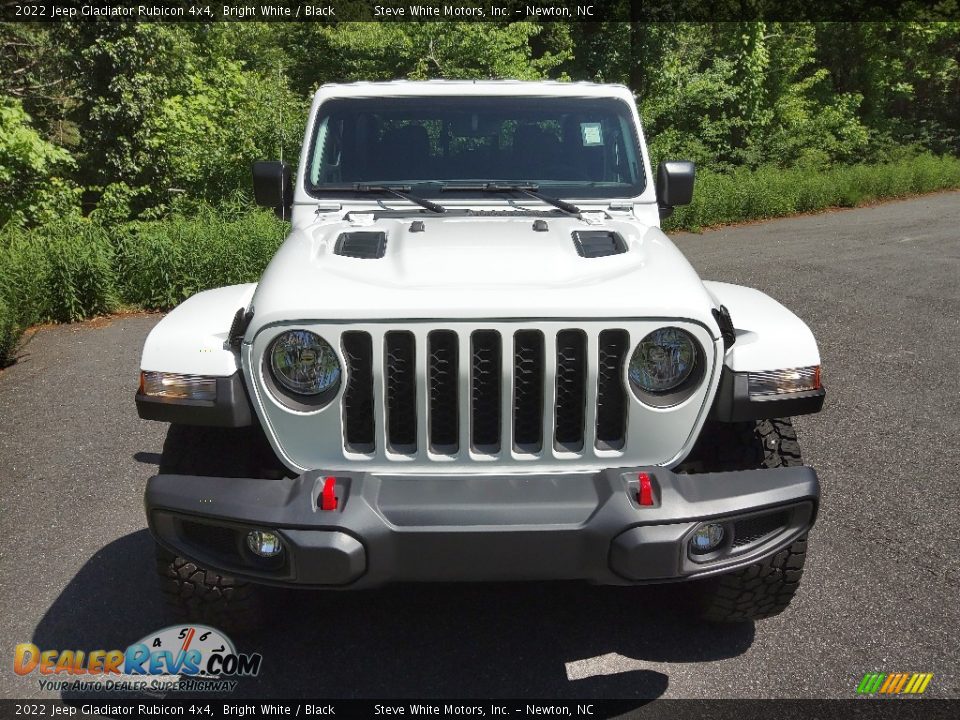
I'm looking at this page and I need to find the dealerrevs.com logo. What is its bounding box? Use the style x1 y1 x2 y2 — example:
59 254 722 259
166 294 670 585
14 625 262 693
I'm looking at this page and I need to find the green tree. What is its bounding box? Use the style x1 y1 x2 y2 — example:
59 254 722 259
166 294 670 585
61 22 303 215
0 98 79 228
816 22 960 154
283 22 569 92
0 23 75 146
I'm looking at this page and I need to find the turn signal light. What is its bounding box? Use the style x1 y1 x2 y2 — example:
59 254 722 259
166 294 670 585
748 366 820 397
140 371 217 401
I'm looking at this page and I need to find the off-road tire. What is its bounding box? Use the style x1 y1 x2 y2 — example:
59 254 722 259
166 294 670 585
696 534 808 622
154 425 280 632
155 545 262 632
683 418 810 622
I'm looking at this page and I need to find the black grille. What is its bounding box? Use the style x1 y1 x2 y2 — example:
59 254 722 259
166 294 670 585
385 331 416 453
513 331 544 452
596 329 629 450
334 231 387 259
428 331 458 453
337 326 639 460
180 521 239 559
471 331 501 453
572 231 627 258
554 330 587 451
732 512 788 548
342 331 375 453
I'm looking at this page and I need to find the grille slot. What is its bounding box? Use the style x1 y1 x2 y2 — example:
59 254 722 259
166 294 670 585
596 329 629 450
471 331 502 453
554 330 587 452
732 512 788 548
342 331 375 453
180 521 239 559
428 331 459 454
385 331 417 453
513 330 544 453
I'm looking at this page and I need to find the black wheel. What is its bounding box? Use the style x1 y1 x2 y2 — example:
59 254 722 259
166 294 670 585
682 418 810 622
154 425 284 631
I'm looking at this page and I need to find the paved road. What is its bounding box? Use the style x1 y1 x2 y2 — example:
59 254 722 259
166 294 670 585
1 192 958 702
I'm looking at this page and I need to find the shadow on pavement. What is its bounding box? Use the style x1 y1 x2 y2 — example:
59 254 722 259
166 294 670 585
31 531 756 702
133 451 162 466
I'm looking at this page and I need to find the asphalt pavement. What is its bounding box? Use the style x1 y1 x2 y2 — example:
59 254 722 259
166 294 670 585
1 191 958 701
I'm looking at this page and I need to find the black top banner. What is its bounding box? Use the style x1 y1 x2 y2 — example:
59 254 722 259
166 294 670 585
2 0 958 23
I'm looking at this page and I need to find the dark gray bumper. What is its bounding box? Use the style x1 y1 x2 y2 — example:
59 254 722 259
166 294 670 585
145 465 819 588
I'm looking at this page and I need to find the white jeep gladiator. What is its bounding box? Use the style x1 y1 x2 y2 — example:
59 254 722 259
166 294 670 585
136 81 825 628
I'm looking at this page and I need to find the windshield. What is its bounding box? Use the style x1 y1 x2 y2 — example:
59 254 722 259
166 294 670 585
306 96 645 199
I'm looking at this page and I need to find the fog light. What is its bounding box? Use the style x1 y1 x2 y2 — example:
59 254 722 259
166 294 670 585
246 530 283 557
690 523 725 554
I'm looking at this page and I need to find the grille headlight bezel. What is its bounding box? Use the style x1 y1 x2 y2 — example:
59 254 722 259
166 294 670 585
628 327 705 407
265 329 341 408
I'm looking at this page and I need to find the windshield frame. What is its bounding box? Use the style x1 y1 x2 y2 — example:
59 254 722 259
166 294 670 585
303 94 647 202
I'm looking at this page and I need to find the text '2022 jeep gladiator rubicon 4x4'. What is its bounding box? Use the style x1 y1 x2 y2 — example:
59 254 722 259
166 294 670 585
136 81 825 629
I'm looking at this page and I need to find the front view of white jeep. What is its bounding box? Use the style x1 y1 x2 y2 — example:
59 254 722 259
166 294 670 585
136 81 825 629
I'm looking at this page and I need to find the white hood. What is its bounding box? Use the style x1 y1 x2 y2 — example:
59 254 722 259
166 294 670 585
247 213 720 338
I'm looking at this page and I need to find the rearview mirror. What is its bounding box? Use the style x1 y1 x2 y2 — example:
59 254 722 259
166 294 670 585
656 161 695 219
253 160 292 220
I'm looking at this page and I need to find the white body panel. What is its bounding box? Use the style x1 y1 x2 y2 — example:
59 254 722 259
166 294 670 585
140 284 256 376
246 216 718 333
704 282 821 372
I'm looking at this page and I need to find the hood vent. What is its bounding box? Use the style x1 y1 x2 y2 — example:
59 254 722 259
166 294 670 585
334 231 387 259
572 230 627 258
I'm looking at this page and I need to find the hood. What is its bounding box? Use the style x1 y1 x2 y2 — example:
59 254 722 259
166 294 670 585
247 213 719 337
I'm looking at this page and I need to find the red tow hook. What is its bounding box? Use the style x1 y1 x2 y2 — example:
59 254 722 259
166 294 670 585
637 472 654 506
320 476 339 511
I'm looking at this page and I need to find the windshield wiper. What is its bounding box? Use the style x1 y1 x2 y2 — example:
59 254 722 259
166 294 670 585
439 182 581 216
323 184 446 214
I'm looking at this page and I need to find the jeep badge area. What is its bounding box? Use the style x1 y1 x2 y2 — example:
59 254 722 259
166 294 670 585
136 82 825 628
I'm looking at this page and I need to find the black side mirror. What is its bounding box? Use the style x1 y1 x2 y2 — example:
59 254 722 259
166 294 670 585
656 160 695 219
253 160 292 220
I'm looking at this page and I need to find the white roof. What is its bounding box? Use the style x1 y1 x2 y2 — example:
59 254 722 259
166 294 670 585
314 80 634 102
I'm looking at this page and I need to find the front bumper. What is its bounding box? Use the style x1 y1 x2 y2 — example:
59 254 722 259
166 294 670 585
145 465 818 588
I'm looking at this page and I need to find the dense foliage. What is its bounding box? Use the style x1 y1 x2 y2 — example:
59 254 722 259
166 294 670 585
0 21 958 365
2 21 958 224
0 210 286 364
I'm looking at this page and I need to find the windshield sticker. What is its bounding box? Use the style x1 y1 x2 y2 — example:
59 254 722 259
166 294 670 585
581 123 603 146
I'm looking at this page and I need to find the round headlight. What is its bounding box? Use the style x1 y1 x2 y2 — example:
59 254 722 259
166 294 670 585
629 327 698 394
269 330 341 397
